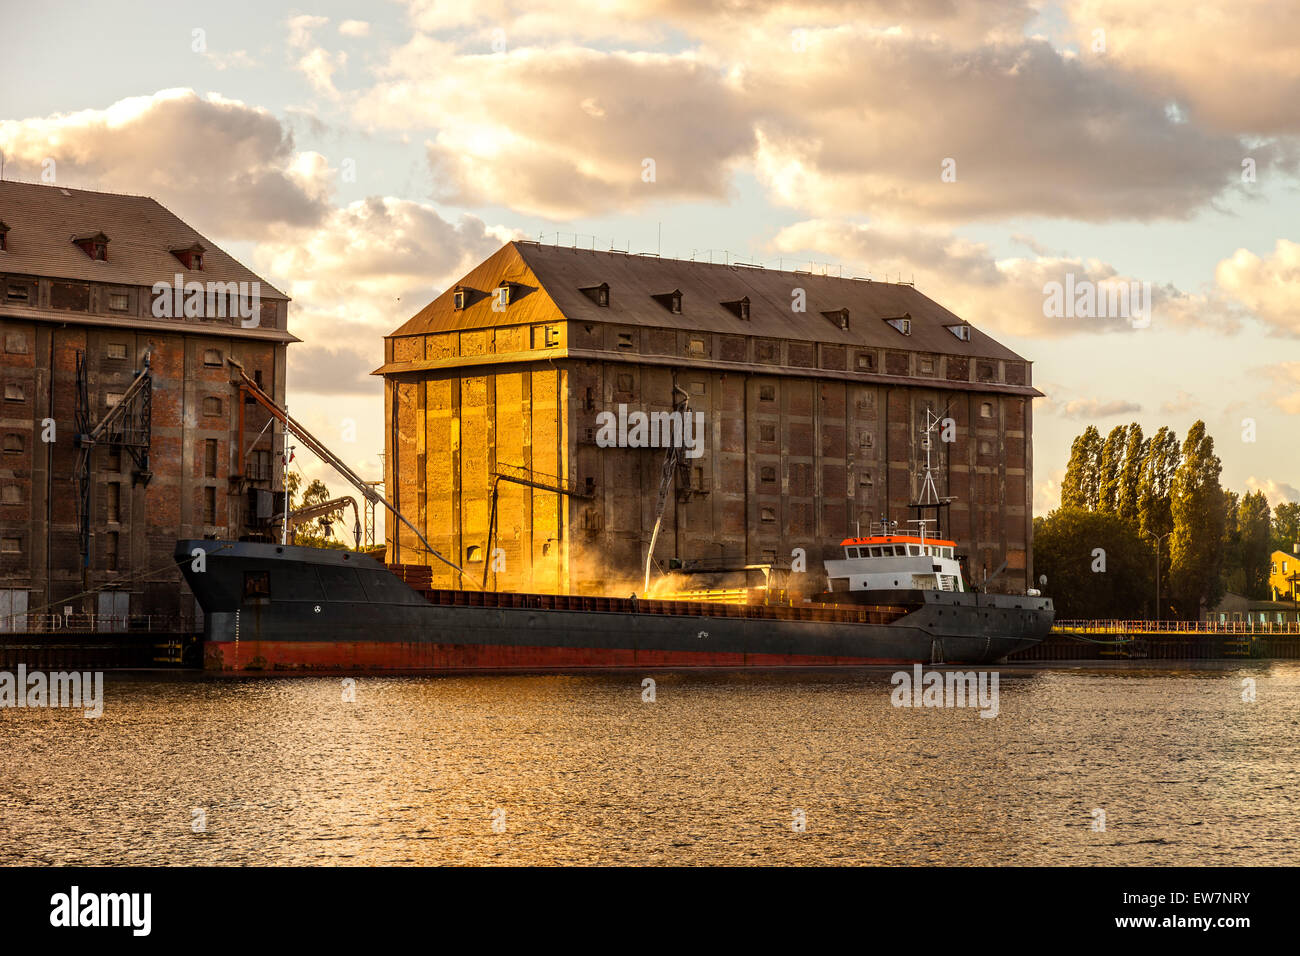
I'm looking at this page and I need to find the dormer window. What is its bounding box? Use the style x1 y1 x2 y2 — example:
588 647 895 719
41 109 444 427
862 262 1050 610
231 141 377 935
171 242 206 271
453 287 467 310
580 283 610 307
885 313 912 335
652 289 682 314
0 222 9 252
722 297 750 320
494 281 513 309
73 232 109 261
946 323 972 341
822 308 850 331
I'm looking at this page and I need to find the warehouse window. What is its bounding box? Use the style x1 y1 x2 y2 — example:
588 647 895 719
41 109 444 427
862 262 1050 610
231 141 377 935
856 352 875 371
1 537 20 553
203 348 222 367
759 385 775 402
980 402 993 418
760 507 776 523
979 440 992 455
581 283 610 307
203 397 222 416
859 431 874 449
688 337 706 355
759 423 776 443
690 381 705 395
760 466 776 484
106 483 120 523
885 315 911 335
203 487 217 525
617 332 633 349
108 292 129 312
105 532 119 572
3 434 23 453
106 343 128 360
107 445 121 471
105 392 123 408
544 326 561 347
204 439 218 478
947 323 972 341
466 545 483 563
919 357 934 374
859 471 874 489
2 485 19 504
453 288 466 310
4 384 23 402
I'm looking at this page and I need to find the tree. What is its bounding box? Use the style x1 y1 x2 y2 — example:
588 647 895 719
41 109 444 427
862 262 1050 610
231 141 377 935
1137 426 1179 540
1116 423 1147 523
1219 490 1244 596
283 473 348 549
1060 426 1103 510
1033 507 1154 619
1097 425 1127 514
1273 501 1300 556
1239 490 1272 599
1168 421 1225 618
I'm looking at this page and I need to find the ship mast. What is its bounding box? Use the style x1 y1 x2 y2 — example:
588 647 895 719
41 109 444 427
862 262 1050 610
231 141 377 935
909 407 955 538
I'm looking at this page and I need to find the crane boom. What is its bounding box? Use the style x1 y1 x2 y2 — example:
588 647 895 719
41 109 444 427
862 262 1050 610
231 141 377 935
228 358 479 587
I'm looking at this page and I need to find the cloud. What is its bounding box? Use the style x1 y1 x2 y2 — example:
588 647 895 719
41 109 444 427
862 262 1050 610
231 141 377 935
0 89 332 238
1065 0 1300 133
1216 240 1300 338
1245 477 1300 507
1258 361 1300 415
287 14 329 50
1043 397 1143 419
1160 390 1201 414
770 218 1211 338
338 20 371 38
253 196 511 394
356 42 754 219
298 48 347 98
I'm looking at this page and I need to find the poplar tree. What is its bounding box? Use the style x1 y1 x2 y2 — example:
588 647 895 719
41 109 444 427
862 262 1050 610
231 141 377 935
1137 426 1180 540
1097 425 1127 514
1168 421 1225 618
1060 425 1103 510
1116 423 1147 523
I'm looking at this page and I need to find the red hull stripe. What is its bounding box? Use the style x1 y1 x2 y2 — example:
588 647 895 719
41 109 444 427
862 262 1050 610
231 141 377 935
206 641 906 672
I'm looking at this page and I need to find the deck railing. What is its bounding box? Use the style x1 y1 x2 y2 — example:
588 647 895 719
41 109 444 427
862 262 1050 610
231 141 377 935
1055 619 1300 635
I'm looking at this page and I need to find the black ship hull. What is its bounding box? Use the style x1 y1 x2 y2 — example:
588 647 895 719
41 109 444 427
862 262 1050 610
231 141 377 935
177 540 1054 673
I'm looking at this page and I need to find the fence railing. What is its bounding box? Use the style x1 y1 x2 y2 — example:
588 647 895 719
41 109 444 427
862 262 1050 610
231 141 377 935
0 614 199 635
1055 619 1300 635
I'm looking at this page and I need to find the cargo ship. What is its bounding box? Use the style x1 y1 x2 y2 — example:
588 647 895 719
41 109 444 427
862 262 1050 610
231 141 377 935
176 530 1053 673
178 367 1051 673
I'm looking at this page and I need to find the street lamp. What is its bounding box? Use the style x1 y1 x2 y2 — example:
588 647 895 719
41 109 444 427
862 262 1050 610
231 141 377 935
1143 530 1172 620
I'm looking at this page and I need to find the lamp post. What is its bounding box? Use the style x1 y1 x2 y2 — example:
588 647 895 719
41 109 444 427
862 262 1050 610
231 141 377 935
1144 530 1172 620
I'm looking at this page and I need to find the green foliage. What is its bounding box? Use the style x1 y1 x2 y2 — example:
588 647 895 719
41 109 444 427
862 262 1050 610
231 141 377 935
1033 507 1154 618
1273 501 1300 556
1097 425 1127 514
1137 426 1180 540
1060 425 1103 510
1115 423 1147 523
1168 421 1225 618
1239 490 1272 599
284 473 349 550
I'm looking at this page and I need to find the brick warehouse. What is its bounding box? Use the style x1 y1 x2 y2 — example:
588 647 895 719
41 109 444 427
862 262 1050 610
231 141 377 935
0 181 294 629
378 241 1043 596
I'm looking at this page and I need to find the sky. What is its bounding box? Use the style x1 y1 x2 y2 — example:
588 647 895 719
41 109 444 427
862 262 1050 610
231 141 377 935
1 0 1297 534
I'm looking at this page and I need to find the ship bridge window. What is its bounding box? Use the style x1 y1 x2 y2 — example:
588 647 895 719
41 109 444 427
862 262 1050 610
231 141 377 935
847 547 859 558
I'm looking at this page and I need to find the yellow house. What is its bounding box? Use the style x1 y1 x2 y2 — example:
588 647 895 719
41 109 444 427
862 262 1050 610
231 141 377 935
1269 550 1300 602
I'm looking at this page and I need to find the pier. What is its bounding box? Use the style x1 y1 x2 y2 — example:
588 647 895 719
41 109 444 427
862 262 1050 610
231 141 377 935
1009 619 1300 661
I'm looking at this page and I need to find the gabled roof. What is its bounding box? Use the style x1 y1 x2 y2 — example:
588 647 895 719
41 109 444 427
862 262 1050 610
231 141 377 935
0 180 287 299
389 241 1026 363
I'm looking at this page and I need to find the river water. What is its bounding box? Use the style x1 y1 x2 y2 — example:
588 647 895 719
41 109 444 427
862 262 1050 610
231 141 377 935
1 662 1296 865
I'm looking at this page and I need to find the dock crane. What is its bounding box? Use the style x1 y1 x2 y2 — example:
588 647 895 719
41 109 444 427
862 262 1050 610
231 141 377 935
278 495 362 549
643 382 691 594
74 347 153 568
227 358 479 588
482 463 592 590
